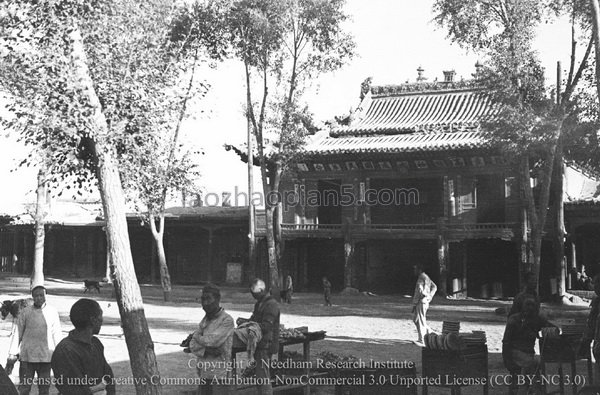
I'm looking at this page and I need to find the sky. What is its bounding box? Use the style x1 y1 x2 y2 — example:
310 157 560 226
0 0 574 210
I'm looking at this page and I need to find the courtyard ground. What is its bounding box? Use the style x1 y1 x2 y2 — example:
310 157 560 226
0 275 595 394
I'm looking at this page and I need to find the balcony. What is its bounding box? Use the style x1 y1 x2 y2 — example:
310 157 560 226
444 222 518 241
281 223 343 238
255 215 518 240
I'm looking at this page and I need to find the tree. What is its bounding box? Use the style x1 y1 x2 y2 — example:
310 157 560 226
434 0 597 294
119 4 219 301
121 124 201 302
0 0 208 391
208 0 355 295
31 168 48 288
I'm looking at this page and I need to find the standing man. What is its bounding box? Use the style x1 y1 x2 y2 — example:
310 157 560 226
186 284 234 395
237 278 280 395
322 276 332 306
15 285 62 395
282 275 293 304
412 265 437 346
51 298 115 395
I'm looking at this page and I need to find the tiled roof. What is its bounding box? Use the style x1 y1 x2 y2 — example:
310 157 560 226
333 87 499 137
303 130 490 156
302 83 501 157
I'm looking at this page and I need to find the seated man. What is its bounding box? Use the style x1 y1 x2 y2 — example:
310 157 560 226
508 272 540 318
502 296 553 395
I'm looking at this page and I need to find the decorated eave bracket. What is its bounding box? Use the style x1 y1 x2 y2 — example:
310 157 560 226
297 155 506 173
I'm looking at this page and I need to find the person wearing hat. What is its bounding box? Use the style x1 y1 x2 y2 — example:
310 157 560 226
186 283 234 394
14 285 62 395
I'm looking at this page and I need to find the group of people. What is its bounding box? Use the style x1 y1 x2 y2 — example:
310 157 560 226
3 273 336 395
281 275 332 306
4 285 114 395
187 278 280 395
9 267 596 394
410 265 556 394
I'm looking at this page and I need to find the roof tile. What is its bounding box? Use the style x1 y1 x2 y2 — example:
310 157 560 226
332 88 499 137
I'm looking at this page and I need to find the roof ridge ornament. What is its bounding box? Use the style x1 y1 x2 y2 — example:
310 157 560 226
370 79 484 97
417 66 427 82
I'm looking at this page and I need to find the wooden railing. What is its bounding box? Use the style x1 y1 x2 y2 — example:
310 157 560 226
354 223 437 231
280 223 342 231
445 222 518 231
255 220 519 239
275 223 517 231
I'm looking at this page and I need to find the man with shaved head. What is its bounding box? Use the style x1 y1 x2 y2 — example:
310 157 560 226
237 278 280 395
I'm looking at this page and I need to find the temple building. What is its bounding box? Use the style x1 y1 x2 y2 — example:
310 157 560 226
267 71 598 297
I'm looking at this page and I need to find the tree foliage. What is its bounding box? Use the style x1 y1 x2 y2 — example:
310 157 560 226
434 0 599 292
1 0 216 194
0 0 221 390
214 0 355 291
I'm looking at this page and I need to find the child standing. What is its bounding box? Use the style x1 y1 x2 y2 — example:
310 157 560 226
283 275 293 304
322 276 332 306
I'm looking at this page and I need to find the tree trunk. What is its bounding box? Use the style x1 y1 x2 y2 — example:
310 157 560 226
243 48 281 299
150 215 172 302
31 169 46 288
247 113 256 281
155 237 171 302
554 150 566 297
69 24 162 394
264 206 280 300
591 0 600 106
274 202 283 262
521 134 561 295
95 143 161 394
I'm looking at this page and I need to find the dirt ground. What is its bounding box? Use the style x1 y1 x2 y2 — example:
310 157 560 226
0 276 595 394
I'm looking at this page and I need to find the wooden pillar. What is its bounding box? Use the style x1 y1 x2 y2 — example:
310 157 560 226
207 228 214 282
86 231 94 277
302 243 308 290
96 230 104 278
443 176 449 218
461 242 468 297
11 231 18 273
23 231 30 275
45 230 54 275
72 231 78 276
343 237 354 289
436 219 448 296
364 178 371 225
567 236 577 289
